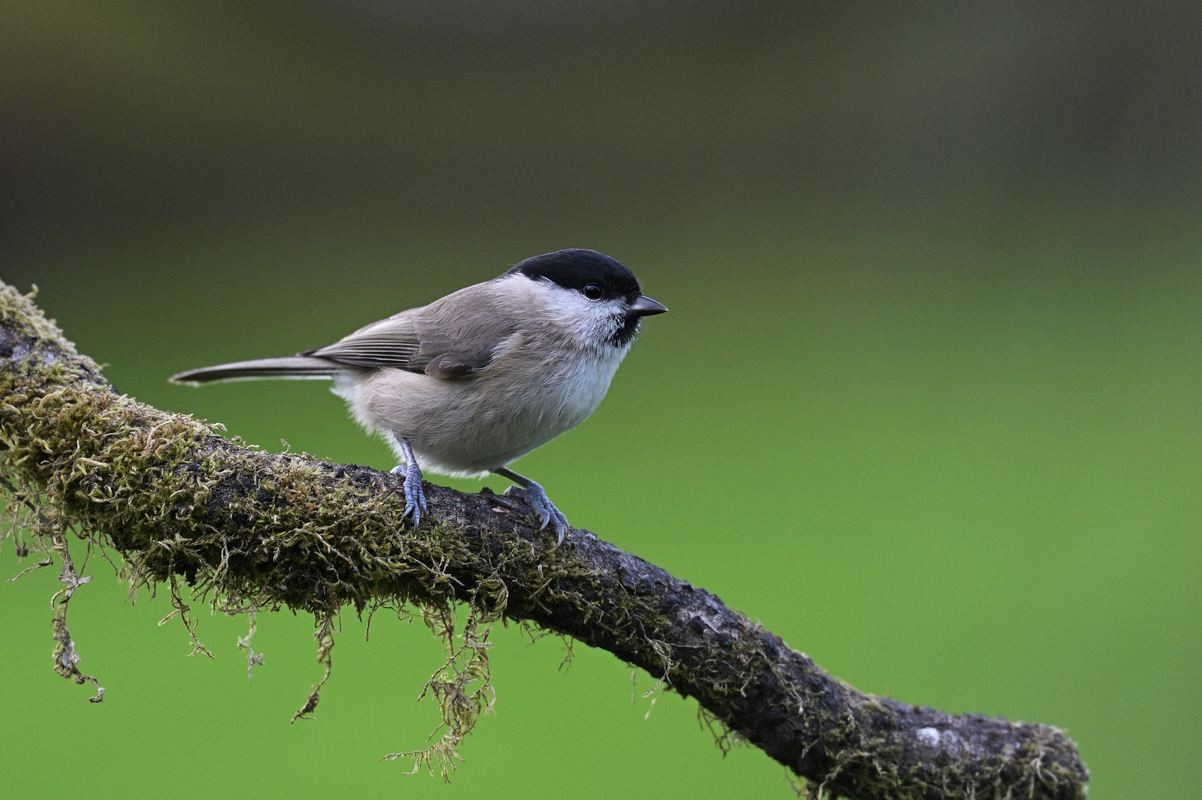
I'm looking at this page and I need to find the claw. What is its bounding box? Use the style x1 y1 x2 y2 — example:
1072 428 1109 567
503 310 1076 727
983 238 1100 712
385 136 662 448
393 461 427 529
505 482 570 546
390 437 429 530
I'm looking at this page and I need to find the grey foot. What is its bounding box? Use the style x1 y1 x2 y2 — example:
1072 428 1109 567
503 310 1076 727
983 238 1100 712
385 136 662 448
505 482 570 545
391 462 428 528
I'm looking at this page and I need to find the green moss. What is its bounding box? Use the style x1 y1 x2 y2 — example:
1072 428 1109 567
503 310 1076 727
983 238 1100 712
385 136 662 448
0 284 69 346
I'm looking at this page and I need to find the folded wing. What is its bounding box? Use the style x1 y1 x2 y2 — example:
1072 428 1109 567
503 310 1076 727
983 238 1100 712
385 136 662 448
302 287 518 379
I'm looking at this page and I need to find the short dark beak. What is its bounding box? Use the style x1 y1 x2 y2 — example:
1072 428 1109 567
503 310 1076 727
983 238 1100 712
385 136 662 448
628 295 668 317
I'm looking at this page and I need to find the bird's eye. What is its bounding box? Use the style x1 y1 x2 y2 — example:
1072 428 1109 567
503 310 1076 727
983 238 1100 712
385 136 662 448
582 283 604 301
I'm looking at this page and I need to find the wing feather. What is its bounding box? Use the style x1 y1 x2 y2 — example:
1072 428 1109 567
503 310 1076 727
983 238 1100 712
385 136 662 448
300 283 520 378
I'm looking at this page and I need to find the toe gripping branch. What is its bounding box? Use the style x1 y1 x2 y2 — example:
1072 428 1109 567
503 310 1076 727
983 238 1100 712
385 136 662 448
390 437 428 528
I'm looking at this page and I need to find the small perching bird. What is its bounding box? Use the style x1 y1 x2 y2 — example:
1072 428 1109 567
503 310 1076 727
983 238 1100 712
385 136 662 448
171 248 667 543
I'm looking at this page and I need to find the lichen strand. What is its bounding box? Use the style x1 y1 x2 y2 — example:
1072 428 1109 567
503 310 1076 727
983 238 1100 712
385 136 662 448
0 297 506 774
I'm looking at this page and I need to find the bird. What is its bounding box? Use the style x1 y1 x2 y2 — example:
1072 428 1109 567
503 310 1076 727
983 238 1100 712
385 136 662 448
170 248 667 544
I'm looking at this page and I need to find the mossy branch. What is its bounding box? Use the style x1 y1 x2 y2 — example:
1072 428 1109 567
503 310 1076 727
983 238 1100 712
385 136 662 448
0 281 1088 799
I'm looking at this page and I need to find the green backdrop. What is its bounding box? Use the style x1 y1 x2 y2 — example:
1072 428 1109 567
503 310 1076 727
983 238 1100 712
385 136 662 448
2 2 1199 797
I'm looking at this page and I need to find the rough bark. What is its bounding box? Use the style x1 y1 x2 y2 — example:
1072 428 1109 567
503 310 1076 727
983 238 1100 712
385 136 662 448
0 282 1087 799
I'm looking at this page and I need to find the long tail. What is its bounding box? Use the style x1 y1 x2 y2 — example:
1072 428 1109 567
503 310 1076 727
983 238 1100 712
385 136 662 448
170 356 339 385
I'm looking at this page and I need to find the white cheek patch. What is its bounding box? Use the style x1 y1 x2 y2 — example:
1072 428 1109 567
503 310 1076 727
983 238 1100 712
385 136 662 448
537 284 625 350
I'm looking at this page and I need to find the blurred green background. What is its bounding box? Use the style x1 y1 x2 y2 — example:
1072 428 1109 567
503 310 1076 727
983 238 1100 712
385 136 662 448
2 2 1200 797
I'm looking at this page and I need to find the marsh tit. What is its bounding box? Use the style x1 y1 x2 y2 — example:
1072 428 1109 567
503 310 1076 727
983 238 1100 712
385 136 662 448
171 248 667 544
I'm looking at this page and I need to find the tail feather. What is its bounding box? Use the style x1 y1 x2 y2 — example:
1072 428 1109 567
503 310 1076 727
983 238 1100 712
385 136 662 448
170 356 339 385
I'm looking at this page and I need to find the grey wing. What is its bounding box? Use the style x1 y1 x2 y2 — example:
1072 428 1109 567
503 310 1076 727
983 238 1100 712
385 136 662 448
303 313 423 370
302 291 516 379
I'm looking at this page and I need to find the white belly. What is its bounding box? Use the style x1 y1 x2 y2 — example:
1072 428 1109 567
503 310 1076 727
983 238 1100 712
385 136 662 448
338 348 625 477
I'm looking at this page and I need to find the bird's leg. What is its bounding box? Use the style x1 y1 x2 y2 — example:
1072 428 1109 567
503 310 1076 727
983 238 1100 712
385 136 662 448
390 436 428 528
493 467 570 545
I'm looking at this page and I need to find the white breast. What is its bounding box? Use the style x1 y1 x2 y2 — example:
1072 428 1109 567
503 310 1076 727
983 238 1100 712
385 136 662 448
536 343 626 430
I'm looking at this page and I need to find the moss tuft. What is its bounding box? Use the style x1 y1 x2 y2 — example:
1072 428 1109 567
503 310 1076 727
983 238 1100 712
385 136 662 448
0 284 70 346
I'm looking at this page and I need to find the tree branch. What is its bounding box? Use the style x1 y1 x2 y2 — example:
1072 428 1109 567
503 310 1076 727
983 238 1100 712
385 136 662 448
0 282 1087 799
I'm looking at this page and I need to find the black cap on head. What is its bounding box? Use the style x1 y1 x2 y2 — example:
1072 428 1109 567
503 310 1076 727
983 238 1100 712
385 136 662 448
507 249 641 302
